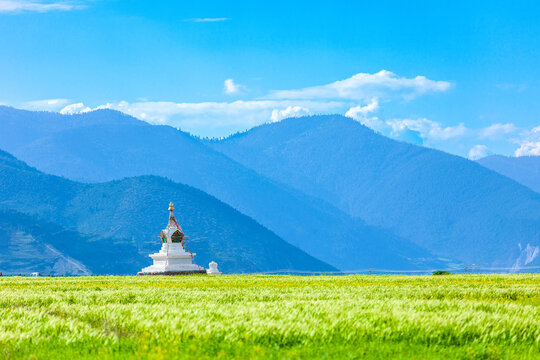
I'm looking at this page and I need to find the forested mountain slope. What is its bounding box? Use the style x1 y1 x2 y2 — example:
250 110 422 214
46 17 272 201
477 155 540 194
0 149 335 274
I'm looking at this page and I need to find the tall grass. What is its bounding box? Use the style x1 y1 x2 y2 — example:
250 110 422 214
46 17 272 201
0 275 538 359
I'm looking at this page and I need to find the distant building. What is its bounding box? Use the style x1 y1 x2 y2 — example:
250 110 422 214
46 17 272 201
30 272 40 277
139 202 208 275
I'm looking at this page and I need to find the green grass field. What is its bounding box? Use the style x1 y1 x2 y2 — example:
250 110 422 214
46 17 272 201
0 275 538 359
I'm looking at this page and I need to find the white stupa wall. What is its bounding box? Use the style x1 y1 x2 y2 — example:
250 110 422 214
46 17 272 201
141 243 205 274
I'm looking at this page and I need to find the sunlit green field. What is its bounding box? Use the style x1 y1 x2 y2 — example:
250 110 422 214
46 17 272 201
0 275 538 359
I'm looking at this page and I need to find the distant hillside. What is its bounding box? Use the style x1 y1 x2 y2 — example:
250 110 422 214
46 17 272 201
0 149 335 274
0 208 143 275
0 106 448 271
209 115 540 268
477 155 540 193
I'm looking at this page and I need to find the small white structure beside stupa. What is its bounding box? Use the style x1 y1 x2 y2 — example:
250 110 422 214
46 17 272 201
207 261 221 274
139 202 207 275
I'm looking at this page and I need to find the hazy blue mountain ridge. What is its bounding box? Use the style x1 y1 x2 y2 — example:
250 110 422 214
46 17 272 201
209 115 540 268
0 107 448 271
477 155 540 194
0 149 336 274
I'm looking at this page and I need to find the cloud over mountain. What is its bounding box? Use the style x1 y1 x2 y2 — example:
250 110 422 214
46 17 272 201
15 69 537 157
267 70 451 101
23 98 70 111
479 123 518 140
468 145 490 160
515 126 540 157
60 102 91 114
35 71 448 137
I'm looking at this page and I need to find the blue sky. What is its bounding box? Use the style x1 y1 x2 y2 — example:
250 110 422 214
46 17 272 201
1 0 539 158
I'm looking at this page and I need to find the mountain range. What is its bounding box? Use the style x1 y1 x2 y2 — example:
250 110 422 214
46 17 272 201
0 106 449 272
0 149 334 274
0 106 538 273
207 115 540 268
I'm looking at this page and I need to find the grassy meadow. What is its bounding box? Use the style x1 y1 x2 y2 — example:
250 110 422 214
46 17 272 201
0 274 538 359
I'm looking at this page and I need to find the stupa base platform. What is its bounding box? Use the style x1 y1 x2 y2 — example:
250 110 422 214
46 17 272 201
137 269 207 276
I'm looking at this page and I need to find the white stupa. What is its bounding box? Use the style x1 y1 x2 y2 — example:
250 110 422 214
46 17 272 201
139 202 206 275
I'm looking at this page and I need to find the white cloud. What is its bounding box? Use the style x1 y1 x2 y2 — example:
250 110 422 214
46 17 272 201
0 1 84 13
345 98 379 117
22 98 70 111
344 98 468 145
515 142 540 157
479 123 517 140
60 102 91 114
185 18 230 23
387 118 468 141
268 70 451 102
270 106 310 122
344 98 386 132
224 79 247 95
514 126 540 157
468 145 490 160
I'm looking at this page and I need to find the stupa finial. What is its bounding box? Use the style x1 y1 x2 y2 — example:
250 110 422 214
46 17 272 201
167 202 180 230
